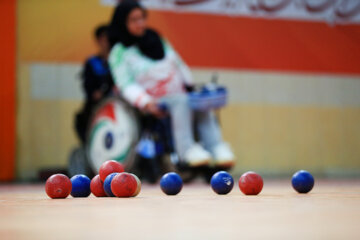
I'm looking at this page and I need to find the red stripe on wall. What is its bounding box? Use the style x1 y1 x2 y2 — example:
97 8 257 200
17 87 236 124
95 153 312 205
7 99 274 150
0 0 16 181
148 10 360 75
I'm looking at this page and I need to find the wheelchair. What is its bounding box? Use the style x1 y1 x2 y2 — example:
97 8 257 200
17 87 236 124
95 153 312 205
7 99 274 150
69 83 232 183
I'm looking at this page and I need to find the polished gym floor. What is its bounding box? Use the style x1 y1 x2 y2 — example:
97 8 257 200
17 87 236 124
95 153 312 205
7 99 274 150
0 180 359 239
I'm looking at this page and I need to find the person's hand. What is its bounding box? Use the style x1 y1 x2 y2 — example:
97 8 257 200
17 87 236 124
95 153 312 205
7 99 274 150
92 91 103 101
143 101 167 118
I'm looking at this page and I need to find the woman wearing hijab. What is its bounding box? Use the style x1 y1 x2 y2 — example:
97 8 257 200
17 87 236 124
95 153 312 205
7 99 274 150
108 0 234 167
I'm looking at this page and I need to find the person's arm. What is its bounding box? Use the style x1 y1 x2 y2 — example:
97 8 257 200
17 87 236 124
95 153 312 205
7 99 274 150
82 61 97 100
83 59 106 101
108 44 153 109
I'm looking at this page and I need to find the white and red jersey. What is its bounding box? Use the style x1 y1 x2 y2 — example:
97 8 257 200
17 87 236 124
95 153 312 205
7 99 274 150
109 40 192 108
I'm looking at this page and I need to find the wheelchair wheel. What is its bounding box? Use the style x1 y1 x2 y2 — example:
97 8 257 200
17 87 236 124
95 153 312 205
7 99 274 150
85 97 139 173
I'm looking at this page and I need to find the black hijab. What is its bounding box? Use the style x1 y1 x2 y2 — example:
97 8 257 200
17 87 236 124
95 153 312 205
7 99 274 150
108 0 165 60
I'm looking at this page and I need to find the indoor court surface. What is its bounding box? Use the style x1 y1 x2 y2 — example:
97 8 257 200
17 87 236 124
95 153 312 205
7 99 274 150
0 180 359 239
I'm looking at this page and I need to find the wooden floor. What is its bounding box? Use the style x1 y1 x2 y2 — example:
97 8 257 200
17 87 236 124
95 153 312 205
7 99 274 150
0 180 359 240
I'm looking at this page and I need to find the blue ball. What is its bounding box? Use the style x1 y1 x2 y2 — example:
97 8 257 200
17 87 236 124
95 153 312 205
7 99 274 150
210 171 234 195
160 172 183 195
103 172 119 197
70 174 91 198
292 170 314 193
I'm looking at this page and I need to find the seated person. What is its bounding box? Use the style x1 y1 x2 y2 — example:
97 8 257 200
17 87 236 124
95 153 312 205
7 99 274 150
108 0 235 167
75 24 115 144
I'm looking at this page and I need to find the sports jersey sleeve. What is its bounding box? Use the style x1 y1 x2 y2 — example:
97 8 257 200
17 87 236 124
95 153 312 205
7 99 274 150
163 40 193 85
82 59 98 100
109 44 152 108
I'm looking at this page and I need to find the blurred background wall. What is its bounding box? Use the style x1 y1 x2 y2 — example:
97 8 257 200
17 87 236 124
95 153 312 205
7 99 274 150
10 0 360 180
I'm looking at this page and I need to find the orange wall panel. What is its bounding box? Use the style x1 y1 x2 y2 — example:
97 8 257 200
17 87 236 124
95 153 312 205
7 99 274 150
148 11 360 75
17 2 360 75
0 0 16 181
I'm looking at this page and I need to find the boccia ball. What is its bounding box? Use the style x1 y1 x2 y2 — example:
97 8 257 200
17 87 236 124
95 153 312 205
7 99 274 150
70 174 91 198
90 174 107 197
111 172 137 197
45 174 72 199
210 171 234 195
99 160 124 182
103 172 118 197
160 172 183 195
292 170 314 194
239 171 263 195
130 173 141 197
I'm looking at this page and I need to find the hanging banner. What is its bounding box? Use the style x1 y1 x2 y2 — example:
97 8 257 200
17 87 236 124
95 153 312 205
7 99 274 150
102 0 360 25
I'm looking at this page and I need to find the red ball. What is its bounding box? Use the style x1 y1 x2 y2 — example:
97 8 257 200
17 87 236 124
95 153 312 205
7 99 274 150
45 174 72 199
238 171 263 195
90 175 107 197
99 160 124 182
111 173 137 197
130 173 141 197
